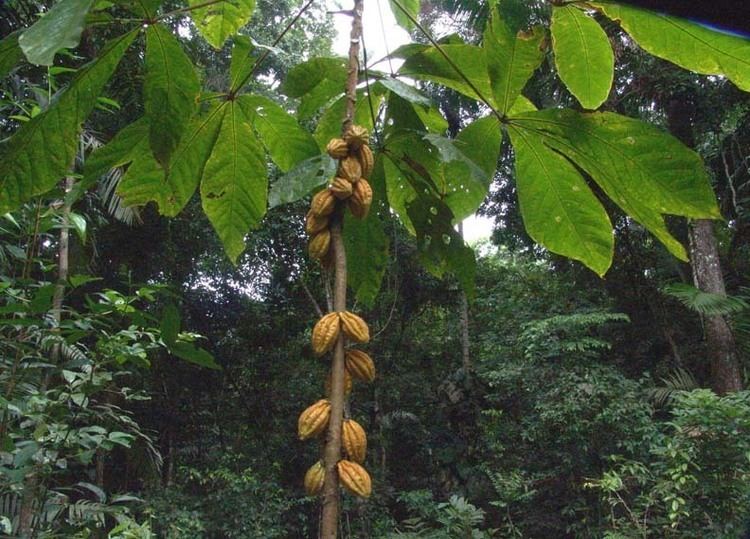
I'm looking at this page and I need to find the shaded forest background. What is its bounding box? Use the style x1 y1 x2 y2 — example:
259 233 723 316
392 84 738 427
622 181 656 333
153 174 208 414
2 0 750 537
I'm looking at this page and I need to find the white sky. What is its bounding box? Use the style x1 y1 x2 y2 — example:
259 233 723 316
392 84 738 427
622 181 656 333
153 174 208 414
327 0 494 244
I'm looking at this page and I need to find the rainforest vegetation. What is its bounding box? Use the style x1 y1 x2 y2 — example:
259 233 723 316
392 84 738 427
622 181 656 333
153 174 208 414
1 0 750 537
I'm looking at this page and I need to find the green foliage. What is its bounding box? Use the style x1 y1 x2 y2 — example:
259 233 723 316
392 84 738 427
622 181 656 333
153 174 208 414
662 283 750 315
0 30 137 213
188 0 257 49
144 24 200 168
593 2 750 92
551 4 614 109
590 390 750 537
509 108 721 261
18 0 95 66
484 6 545 114
508 124 614 275
200 100 267 263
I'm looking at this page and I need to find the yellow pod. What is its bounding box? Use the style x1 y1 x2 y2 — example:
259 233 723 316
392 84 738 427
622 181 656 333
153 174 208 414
340 311 370 344
297 399 331 440
337 459 371 498
342 419 367 463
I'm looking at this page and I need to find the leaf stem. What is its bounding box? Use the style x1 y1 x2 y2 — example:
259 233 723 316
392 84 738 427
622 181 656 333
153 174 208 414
157 0 228 21
231 0 317 94
388 0 505 123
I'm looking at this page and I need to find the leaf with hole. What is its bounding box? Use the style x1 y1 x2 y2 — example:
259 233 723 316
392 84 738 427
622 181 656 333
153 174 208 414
507 124 613 276
201 101 268 263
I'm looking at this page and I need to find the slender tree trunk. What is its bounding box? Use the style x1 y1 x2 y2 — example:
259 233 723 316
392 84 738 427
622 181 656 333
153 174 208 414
320 3 362 537
666 100 741 394
18 178 74 537
688 220 742 393
457 222 471 386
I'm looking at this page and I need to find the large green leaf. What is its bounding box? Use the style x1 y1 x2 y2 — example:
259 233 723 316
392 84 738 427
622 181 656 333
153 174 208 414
378 78 431 106
383 92 446 135
592 2 750 91
201 101 267 263
280 57 348 119
510 109 721 259
483 6 545 114
551 5 614 109
82 119 150 182
189 0 256 49
84 118 167 208
160 102 227 216
0 31 137 213
145 24 200 168
81 118 164 208
0 32 22 78
455 115 502 177
344 156 389 306
407 193 476 298
19 0 95 65
399 45 494 104
508 125 613 275
389 0 420 32
267 154 336 208
229 35 253 92
237 95 319 172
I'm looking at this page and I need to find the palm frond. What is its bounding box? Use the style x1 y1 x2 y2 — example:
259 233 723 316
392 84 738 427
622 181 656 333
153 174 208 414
648 367 698 407
662 283 748 316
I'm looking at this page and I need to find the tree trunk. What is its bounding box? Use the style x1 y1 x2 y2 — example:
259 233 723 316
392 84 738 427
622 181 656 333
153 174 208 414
18 178 74 537
688 220 742 393
320 3 362 537
666 99 741 394
457 222 471 386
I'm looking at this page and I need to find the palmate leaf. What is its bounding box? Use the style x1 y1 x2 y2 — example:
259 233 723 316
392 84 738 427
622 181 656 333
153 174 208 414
201 100 268 263
483 6 545 115
237 95 319 172
0 30 137 214
507 125 614 276
592 2 750 92
19 0 95 66
399 44 494 104
551 5 614 109
144 24 200 168
509 108 721 260
280 57 348 120
189 0 256 49
158 102 227 216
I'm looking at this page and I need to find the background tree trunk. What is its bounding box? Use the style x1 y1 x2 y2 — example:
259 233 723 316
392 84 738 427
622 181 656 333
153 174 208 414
666 99 741 394
457 222 471 387
688 219 742 393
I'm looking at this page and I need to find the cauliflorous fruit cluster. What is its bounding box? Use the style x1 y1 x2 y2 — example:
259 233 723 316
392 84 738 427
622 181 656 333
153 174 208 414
305 125 374 269
298 126 377 499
